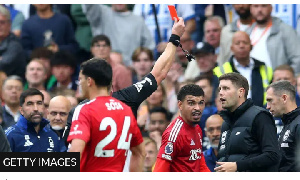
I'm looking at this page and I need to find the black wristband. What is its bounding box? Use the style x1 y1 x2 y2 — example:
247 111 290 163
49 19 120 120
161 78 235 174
169 34 180 47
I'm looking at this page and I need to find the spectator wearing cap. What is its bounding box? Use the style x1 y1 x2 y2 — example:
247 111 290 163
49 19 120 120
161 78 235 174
213 31 272 107
185 16 224 80
50 50 77 92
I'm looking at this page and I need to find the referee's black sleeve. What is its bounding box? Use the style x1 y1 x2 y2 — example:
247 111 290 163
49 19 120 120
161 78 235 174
236 112 280 171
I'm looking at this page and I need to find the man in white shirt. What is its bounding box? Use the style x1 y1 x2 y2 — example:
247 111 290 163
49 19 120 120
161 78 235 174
249 4 300 74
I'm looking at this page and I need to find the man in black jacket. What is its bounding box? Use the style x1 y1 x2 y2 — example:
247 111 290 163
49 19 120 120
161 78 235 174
214 72 280 172
0 125 10 152
266 80 300 172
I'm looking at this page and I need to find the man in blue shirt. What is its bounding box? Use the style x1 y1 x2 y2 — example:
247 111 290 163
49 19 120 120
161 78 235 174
5 88 66 152
203 114 223 171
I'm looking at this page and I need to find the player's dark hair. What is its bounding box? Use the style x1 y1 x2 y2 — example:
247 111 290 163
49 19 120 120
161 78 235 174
20 88 44 106
80 58 112 88
177 84 204 101
91 34 111 47
219 72 249 99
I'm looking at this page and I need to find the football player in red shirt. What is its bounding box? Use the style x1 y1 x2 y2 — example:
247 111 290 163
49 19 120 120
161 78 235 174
153 84 210 172
68 59 145 172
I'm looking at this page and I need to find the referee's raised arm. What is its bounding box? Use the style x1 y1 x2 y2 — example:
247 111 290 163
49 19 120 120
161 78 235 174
150 17 185 85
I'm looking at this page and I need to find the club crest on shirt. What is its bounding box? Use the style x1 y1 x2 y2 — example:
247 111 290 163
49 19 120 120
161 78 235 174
283 130 290 141
24 135 33 147
221 131 227 144
165 142 173 155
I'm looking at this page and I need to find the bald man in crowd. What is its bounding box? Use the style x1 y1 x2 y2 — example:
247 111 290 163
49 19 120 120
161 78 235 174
214 31 272 107
203 114 223 172
47 96 71 138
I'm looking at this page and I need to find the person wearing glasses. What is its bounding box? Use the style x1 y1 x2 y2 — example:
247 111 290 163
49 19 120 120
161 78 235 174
47 95 71 139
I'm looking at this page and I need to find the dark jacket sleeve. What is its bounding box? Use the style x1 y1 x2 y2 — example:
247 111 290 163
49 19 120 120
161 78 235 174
0 125 11 152
236 112 280 171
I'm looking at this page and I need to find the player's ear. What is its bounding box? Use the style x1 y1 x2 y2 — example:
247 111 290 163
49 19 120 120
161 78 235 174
178 100 183 110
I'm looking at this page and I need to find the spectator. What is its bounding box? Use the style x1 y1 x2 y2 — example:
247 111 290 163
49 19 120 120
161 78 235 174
70 4 92 64
203 114 223 172
110 51 123 65
143 137 158 172
25 59 47 91
148 106 171 151
40 90 51 109
2 5 25 37
164 61 185 114
5 88 66 152
91 35 132 91
133 4 195 59
30 47 56 90
50 51 77 91
1 75 23 130
47 96 71 138
214 31 272 107
137 84 167 132
132 47 154 84
0 5 26 79
249 4 300 74
185 42 219 94
83 4 155 67
21 4 78 57
185 16 224 80
218 4 253 65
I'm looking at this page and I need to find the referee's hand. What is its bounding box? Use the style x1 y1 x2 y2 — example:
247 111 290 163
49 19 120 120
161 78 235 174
171 17 185 38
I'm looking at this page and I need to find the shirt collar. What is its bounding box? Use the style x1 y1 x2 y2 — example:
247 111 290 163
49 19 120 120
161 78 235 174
233 57 254 69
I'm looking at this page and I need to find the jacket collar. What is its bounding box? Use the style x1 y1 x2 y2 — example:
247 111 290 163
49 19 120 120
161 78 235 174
16 115 49 133
229 56 266 72
220 99 254 124
281 107 300 125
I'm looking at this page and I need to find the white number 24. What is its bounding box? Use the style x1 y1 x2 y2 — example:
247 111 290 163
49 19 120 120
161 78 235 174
94 116 132 157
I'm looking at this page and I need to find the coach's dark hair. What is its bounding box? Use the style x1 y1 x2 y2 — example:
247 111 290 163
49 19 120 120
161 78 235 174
266 80 296 101
177 84 204 101
149 106 172 122
80 58 112 88
20 88 44 106
219 72 249 99
91 34 111 47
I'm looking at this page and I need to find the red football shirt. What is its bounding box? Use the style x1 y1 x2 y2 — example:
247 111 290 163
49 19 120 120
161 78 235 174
67 96 143 172
155 116 210 172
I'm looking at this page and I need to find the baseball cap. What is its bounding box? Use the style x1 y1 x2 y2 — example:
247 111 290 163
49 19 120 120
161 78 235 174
193 42 215 56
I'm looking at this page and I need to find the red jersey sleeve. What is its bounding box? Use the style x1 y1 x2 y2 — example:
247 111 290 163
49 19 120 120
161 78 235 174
153 158 171 172
67 104 91 143
157 127 181 162
129 114 143 147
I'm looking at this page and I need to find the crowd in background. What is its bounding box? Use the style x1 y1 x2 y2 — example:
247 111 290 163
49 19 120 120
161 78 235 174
1 4 300 171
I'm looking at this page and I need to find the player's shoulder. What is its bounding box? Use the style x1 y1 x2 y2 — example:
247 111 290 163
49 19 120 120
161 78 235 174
162 118 185 143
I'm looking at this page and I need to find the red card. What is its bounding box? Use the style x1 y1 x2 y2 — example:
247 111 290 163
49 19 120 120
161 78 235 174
168 5 179 21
